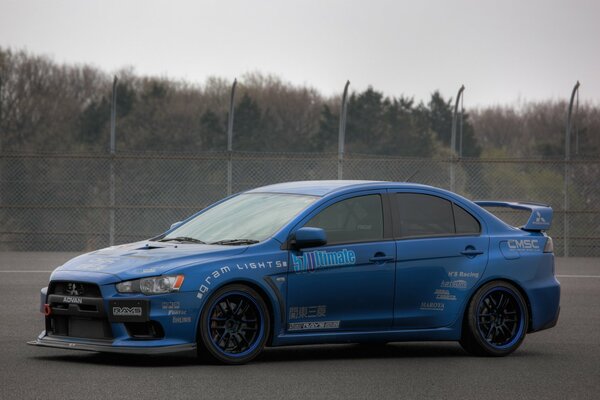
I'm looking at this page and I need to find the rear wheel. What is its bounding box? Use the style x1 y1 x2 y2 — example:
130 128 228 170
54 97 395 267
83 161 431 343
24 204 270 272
460 281 528 356
198 284 270 364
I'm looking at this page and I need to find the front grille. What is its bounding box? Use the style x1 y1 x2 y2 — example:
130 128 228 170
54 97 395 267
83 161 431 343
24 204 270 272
49 281 102 297
46 280 112 340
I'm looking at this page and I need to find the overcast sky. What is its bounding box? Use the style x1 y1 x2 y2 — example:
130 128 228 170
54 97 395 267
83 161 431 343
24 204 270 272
1 0 598 106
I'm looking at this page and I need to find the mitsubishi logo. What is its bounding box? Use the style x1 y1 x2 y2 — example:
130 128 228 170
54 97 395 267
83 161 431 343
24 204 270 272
66 283 84 296
535 211 546 223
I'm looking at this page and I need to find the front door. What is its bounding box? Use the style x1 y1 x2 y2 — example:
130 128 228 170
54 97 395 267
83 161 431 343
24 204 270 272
286 192 396 333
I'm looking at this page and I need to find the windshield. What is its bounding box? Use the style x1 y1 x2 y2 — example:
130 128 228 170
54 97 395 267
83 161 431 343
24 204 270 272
160 193 317 244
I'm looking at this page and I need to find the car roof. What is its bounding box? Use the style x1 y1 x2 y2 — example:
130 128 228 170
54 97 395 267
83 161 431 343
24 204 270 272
246 180 433 196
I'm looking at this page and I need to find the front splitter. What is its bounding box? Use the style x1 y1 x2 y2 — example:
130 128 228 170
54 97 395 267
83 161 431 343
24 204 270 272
28 335 196 355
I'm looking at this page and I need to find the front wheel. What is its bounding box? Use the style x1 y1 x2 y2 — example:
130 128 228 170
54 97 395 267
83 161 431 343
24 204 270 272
198 284 270 364
460 281 529 356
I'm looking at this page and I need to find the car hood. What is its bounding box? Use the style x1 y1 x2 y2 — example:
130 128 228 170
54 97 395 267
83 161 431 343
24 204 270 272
53 241 248 282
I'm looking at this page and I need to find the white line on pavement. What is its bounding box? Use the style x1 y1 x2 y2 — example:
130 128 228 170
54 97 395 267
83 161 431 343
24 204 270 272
556 274 600 278
0 270 52 273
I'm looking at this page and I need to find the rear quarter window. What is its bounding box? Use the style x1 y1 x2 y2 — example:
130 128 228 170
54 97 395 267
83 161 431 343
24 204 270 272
453 203 481 235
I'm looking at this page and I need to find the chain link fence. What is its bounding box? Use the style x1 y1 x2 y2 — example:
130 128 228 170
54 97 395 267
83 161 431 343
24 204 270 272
1 151 599 256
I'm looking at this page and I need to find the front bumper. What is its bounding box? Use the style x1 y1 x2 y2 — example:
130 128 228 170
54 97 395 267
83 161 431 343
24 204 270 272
33 281 202 354
28 332 196 354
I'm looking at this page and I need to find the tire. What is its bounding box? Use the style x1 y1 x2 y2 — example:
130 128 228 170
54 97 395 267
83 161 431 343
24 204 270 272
460 281 529 357
197 284 270 365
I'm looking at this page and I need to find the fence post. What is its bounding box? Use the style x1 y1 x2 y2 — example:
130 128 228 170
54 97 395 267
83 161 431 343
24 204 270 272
338 80 350 180
564 81 580 257
0 72 3 153
450 85 465 192
0 73 3 207
109 76 118 246
226 79 237 195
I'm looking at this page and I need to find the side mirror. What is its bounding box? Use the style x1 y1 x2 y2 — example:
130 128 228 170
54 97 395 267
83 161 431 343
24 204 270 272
292 227 327 249
170 221 183 230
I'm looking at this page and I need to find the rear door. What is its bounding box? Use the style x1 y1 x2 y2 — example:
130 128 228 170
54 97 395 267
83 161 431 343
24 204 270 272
391 191 489 329
286 191 396 332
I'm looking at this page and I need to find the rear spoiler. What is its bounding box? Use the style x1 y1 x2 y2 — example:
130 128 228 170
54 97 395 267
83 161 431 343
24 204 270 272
474 201 553 231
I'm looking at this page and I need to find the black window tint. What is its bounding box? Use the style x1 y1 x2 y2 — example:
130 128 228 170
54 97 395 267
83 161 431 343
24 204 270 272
305 195 384 244
396 193 454 237
453 204 481 235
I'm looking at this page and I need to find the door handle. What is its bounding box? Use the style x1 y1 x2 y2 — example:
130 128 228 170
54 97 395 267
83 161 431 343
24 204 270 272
369 255 394 263
460 249 484 257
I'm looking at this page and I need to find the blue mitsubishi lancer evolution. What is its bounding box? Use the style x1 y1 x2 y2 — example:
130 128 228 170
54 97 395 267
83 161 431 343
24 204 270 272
29 181 560 364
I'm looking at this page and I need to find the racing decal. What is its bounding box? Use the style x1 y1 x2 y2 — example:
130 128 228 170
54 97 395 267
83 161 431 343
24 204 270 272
448 271 479 279
197 265 232 299
162 301 192 323
172 316 192 324
288 321 340 331
291 249 356 273
112 306 143 317
161 301 181 310
70 257 118 271
506 239 541 252
62 296 83 304
420 302 445 311
235 260 287 270
440 279 467 289
196 259 287 299
289 305 327 320
108 299 149 322
434 289 456 301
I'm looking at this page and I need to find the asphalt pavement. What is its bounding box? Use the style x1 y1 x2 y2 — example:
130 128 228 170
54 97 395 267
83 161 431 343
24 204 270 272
0 253 598 400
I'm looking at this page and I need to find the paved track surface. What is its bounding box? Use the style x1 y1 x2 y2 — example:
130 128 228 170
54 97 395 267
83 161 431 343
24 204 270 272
0 253 598 400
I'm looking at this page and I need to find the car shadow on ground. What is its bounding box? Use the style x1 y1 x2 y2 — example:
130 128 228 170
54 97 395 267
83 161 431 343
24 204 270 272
30 342 478 367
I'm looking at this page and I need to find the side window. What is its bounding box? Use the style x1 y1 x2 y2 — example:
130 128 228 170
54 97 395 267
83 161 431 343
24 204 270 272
396 193 455 238
453 203 481 234
305 195 384 244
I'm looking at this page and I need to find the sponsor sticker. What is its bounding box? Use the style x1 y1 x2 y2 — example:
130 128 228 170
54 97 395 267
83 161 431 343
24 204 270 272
420 302 444 311
197 259 287 299
507 239 540 252
288 321 340 331
434 289 457 301
289 305 327 320
172 316 192 324
109 299 149 322
291 249 356 273
62 296 83 304
112 306 143 317
448 271 479 279
440 279 468 289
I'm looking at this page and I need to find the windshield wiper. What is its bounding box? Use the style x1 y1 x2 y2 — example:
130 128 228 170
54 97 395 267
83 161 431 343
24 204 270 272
211 239 260 246
158 236 206 244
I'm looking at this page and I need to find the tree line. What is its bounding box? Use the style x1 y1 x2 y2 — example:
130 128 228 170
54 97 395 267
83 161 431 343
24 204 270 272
1 48 598 158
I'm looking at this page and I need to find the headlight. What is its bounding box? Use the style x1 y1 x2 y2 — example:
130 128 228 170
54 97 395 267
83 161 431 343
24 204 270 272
116 275 184 295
